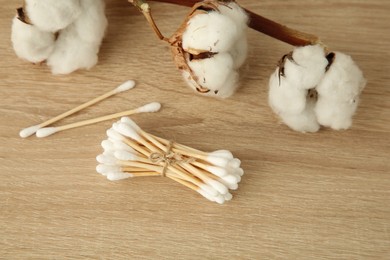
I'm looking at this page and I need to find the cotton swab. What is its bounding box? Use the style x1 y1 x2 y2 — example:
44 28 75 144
96 117 244 204
19 80 136 138
35 102 161 138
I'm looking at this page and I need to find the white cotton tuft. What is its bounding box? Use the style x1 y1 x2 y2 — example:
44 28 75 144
114 123 141 141
25 0 82 32
96 154 117 165
136 102 161 113
206 179 228 195
284 44 328 89
106 128 124 141
197 189 216 202
230 36 248 69
47 0 107 74
206 155 230 168
36 127 58 138
101 140 114 151
223 192 233 201
107 171 132 181
315 52 366 130
199 184 219 197
11 17 55 63
96 164 121 176
268 69 307 115
19 124 40 138
279 99 320 133
218 2 249 31
206 165 228 177
185 53 239 98
209 150 234 160
227 158 241 169
182 12 239 54
120 117 141 130
114 80 136 93
114 150 137 161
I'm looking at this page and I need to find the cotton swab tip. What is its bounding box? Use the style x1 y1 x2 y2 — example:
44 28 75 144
36 127 58 138
114 150 137 161
115 123 141 141
136 102 161 113
121 117 141 130
114 80 136 93
19 125 41 138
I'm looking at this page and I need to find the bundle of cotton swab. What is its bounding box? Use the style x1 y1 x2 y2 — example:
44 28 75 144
268 44 366 132
96 117 244 204
11 0 107 74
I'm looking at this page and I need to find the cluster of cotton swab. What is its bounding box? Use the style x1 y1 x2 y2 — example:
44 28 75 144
268 44 366 132
11 0 107 74
96 117 244 204
177 1 249 98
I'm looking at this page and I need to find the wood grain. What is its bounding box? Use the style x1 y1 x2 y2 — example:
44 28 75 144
0 0 389 259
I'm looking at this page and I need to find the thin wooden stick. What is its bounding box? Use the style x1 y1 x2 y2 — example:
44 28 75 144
19 81 134 138
35 102 160 138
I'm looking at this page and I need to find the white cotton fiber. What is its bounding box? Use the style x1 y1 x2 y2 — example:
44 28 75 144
47 0 107 74
25 0 81 32
284 44 328 89
279 99 320 133
218 2 249 31
187 52 234 91
179 2 248 98
182 12 239 54
11 16 55 63
230 36 248 69
315 52 366 130
268 69 307 115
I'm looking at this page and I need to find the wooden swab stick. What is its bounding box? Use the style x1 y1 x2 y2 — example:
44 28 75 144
19 80 135 138
35 102 161 138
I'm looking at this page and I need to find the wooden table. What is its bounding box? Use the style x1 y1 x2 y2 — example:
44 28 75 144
1 0 389 258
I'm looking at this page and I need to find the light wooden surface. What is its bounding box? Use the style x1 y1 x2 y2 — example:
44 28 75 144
1 0 389 259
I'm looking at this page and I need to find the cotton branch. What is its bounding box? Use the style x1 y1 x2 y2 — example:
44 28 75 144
148 0 320 46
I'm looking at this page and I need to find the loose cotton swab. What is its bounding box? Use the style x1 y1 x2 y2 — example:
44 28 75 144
19 80 136 138
36 102 161 138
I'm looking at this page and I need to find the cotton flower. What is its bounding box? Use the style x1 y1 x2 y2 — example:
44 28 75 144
11 0 107 74
171 1 249 98
268 44 366 132
47 0 108 74
11 16 55 63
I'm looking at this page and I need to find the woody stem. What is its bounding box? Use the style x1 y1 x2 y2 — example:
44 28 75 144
128 0 169 42
148 0 320 46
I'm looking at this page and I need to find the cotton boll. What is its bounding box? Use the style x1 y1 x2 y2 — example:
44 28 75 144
268 69 307 115
11 16 55 63
279 98 320 133
315 52 366 130
182 12 239 54
47 0 107 74
284 44 328 89
25 0 81 32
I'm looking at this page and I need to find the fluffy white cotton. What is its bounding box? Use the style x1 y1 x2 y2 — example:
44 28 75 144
315 52 366 130
268 70 307 115
25 0 81 32
279 99 320 133
182 12 239 54
180 2 248 98
218 2 249 31
187 53 234 91
11 16 55 63
269 44 366 132
284 44 328 89
46 0 107 74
